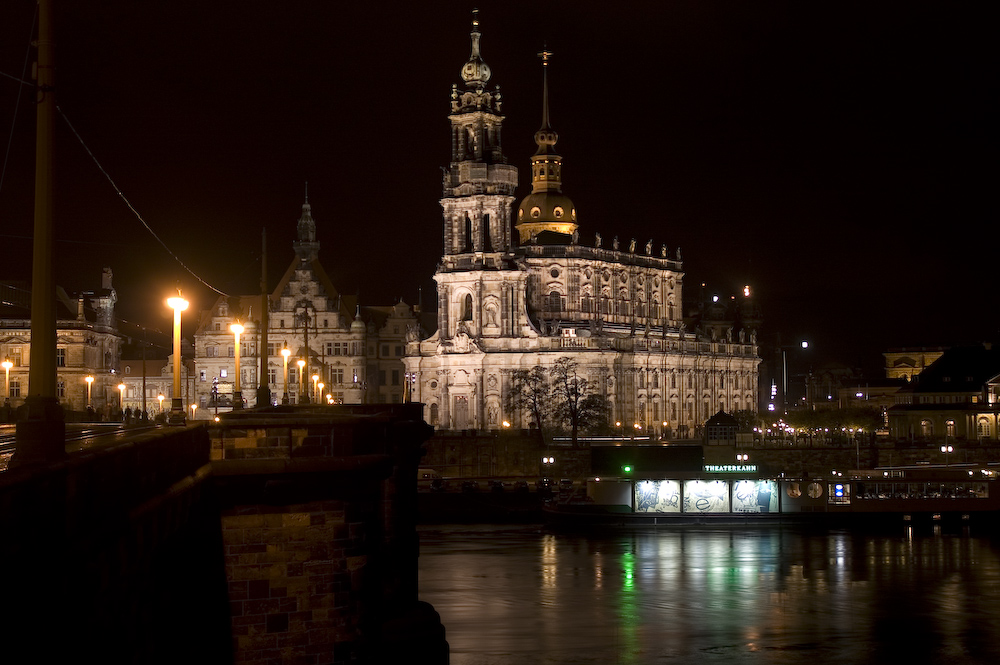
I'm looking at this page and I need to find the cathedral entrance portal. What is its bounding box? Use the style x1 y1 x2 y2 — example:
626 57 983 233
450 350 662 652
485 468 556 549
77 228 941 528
454 395 470 430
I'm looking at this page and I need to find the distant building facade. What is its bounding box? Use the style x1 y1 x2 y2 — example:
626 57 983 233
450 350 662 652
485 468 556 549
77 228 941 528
1 269 122 417
403 19 760 437
117 355 196 418
887 343 1000 441
191 200 418 414
884 347 947 381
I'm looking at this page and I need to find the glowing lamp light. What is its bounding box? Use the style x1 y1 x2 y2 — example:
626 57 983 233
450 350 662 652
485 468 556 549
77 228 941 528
167 296 189 313
743 285 751 297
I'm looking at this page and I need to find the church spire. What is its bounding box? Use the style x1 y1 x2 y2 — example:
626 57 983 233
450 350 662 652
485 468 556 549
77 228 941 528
515 49 577 242
294 187 319 262
534 48 558 156
461 9 492 91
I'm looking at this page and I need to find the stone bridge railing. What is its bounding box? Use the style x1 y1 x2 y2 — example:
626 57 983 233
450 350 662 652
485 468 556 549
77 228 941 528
0 425 230 663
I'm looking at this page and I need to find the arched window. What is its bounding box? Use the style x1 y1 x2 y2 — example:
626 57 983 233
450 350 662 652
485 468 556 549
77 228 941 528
920 419 933 437
462 294 474 321
978 418 991 438
429 403 439 425
483 213 492 251
946 420 956 438
548 291 562 313
464 214 473 252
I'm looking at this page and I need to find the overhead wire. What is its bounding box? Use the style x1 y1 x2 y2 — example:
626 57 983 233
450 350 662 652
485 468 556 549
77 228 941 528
0 4 37 201
56 106 230 297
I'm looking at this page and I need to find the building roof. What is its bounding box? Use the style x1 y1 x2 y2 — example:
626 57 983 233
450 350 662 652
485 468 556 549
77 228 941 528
907 344 1000 393
705 410 738 427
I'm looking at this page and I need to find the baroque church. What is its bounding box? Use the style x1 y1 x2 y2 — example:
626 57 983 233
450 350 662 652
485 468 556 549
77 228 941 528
403 17 761 437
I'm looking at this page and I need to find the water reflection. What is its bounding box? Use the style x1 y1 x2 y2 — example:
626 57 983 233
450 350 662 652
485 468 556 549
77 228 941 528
418 525 1000 664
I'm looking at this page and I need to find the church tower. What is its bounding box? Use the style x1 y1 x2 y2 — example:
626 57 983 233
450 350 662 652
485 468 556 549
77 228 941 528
440 11 518 258
293 186 319 263
515 50 578 242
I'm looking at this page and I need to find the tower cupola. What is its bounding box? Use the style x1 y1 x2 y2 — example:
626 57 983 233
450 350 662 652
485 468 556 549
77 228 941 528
515 50 578 243
460 10 491 91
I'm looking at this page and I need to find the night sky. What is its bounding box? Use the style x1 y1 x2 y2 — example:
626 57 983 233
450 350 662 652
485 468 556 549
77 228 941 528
0 1 993 374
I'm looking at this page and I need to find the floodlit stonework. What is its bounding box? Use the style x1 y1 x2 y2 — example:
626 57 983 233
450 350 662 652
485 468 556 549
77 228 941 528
403 18 761 437
192 198 418 413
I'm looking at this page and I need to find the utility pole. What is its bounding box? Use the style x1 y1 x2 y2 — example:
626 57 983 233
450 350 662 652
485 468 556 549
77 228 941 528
13 0 66 467
256 228 271 407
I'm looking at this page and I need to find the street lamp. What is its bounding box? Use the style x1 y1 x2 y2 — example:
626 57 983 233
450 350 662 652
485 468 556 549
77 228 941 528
317 382 324 404
167 294 189 424
296 359 306 404
157 393 164 413
2 358 11 404
281 344 291 405
191 403 198 420
84 375 94 408
118 382 126 416
231 322 245 410
312 374 319 404
941 444 954 466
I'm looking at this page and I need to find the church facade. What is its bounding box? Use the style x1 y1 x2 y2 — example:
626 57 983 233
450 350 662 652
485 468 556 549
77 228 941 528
403 18 761 438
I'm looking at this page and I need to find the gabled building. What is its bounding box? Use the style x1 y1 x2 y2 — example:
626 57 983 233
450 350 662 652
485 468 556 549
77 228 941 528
403 17 760 437
191 198 418 414
884 346 947 381
887 343 1000 441
1 269 122 418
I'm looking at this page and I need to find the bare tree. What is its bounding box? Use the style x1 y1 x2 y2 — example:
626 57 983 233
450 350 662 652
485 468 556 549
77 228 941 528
506 366 549 436
549 357 610 447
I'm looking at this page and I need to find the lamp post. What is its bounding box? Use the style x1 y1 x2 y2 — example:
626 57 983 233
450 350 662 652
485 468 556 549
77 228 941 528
84 375 94 408
191 403 198 420
281 345 291 405
231 322 245 410
157 393 164 414
167 294 189 424
317 382 324 405
941 444 953 467
117 382 126 417
312 374 319 404
3 358 13 404
772 339 810 413
296 359 305 404
297 304 313 404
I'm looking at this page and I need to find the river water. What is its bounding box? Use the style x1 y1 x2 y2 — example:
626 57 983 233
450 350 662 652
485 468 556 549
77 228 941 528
417 523 1000 664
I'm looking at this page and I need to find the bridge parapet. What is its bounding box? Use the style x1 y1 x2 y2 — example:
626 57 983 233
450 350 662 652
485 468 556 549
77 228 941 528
1 425 230 662
212 403 447 664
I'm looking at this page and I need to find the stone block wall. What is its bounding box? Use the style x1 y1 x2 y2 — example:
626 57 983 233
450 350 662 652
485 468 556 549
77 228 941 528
222 500 377 664
211 404 447 665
